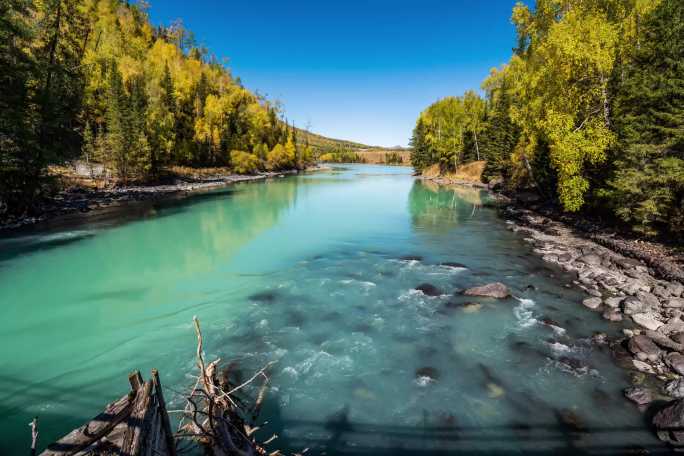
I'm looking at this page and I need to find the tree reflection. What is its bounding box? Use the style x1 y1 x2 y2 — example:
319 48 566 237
408 180 485 233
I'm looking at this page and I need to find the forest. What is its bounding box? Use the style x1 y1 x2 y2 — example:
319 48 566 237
410 0 683 238
0 0 315 219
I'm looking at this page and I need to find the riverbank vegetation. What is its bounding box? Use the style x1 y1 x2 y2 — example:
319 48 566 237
411 0 683 238
0 0 316 220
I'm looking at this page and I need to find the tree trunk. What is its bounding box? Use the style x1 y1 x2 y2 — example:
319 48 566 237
474 130 481 161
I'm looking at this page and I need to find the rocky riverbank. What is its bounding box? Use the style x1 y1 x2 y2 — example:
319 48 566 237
501 203 684 447
0 169 312 231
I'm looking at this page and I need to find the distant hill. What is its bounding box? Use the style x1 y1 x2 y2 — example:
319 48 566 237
296 129 412 165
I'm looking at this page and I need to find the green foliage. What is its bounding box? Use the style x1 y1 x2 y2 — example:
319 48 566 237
230 150 261 175
1 0 294 216
409 94 485 173
385 152 403 165
600 0 684 235
318 149 365 164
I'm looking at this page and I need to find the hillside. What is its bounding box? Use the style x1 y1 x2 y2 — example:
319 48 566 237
297 129 412 165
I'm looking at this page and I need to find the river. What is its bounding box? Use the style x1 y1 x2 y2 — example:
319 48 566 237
0 165 665 454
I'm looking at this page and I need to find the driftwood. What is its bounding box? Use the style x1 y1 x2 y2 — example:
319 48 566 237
174 316 291 456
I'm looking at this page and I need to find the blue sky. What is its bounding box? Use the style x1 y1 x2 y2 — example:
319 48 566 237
145 1 519 147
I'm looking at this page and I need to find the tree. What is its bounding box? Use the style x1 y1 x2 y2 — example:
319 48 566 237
600 0 684 235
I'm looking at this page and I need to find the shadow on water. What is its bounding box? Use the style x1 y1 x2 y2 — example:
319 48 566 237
258 400 669 455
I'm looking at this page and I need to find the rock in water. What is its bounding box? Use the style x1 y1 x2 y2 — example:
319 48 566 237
624 387 654 406
462 302 482 313
628 335 662 362
665 379 684 399
414 283 443 297
441 262 468 269
653 399 684 446
463 282 510 299
583 297 602 310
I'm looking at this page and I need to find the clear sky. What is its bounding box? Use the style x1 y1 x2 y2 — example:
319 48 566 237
145 0 519 147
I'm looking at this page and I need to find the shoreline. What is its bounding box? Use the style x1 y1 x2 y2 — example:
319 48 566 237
498 200 684 446
0 168 328 232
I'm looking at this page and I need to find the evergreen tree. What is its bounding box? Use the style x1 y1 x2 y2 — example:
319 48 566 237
601 0 684 235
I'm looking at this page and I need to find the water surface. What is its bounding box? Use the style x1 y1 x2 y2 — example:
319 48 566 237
0 165 664 454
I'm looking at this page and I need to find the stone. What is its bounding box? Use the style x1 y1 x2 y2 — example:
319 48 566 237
579 254 602 266
463 282 510 299
623 297 647 315
415 283 443 297
602 309 623 322
673 332 684 345
660 318 684 335
667 282 684 298
667 353 684 376
592 332 608 345
653 399 684 446
628 335 662 362
636 291 661 308
644 330 684 352
558 252 573 263
666 298 684 308
583 297 602 310
632 359 655 373
462 303 482 313
665 379 684 399
654 285 671 299
632 313 664 331
415 367 440 381
624 386 654 406
604 296 624 308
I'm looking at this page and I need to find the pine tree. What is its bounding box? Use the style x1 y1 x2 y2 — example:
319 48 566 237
602 0 684 235
105 61 130 183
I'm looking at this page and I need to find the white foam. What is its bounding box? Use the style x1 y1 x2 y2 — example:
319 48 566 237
513 297 537 328
415 375 434 387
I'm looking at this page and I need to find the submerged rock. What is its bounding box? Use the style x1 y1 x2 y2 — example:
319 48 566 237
653 399 684 446
414 283 443 297
583 297 602 310
463 282 510 299
441 262 468 269
248 290 280 303
667 353 684 376
400 255 423 262
624 386 654 406
415 367 440 382
462 302 482 313
602 309 623 322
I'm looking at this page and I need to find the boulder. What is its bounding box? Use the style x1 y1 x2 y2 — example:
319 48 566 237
579 254 602 266
583 297 602 310
463 282 510 299
666 298 684 308
415 283 443 297
665 379 684 399
668 282 684 298
602 309 623 322
624 386 654 406
661 318 684 335
632 359 655 374
653 399 684 446
627 335 662 362
644 330 684 352
623 297 647 315
673 332 684 345
637 290 661 309
667 353 684 376
604 296 624 308
654 285 670 299
631 313 664 331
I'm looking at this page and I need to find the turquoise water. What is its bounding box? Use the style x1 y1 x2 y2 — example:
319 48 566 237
0 165 665 454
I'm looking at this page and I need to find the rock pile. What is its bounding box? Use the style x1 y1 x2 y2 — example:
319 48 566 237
502 205 684 447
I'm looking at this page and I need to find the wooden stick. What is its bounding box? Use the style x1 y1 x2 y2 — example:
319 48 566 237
30 417 38 456
152 369 178 456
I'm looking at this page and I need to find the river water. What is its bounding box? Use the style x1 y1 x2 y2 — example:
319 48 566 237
0 165 666 454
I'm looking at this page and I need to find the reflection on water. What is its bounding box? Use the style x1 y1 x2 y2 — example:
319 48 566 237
0 165 666 455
